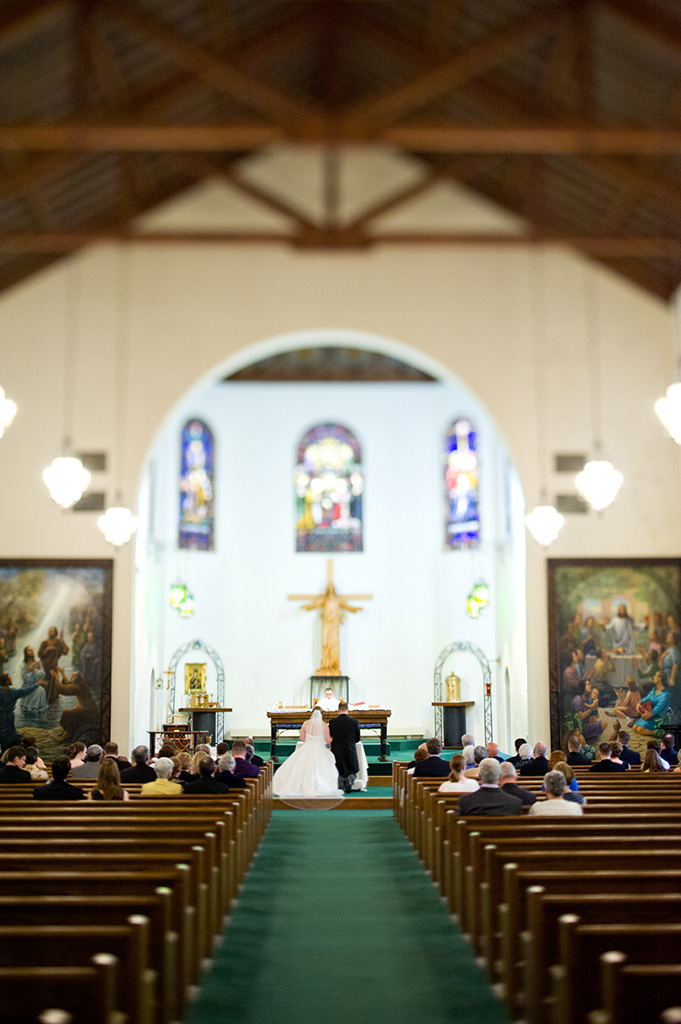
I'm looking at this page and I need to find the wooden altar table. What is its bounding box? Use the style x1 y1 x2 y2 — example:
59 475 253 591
266 708 392 761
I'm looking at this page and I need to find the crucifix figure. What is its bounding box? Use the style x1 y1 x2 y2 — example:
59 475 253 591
288 560 372 676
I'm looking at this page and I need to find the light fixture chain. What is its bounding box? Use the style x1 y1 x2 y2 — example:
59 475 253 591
62 259 82 448
583 269 603 454
114 245 133 498
529 248 549 496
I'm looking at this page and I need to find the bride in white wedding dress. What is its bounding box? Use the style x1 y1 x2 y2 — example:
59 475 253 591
272 708 344 807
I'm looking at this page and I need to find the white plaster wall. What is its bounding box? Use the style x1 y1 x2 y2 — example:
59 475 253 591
0 196 678 749
135 380 518 742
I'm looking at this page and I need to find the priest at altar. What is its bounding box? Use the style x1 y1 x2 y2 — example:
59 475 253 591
315 686 340 711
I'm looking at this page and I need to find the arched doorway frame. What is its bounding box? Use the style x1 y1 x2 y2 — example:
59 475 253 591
433 641 493 744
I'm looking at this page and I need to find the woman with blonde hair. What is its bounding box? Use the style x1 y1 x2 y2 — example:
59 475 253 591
88 758 129 801
439 753 479 793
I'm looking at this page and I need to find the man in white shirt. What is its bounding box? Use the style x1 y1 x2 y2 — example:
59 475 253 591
315 687 339 711
529 770 583 816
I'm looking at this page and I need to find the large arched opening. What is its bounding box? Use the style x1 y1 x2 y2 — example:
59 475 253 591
132 328 527 749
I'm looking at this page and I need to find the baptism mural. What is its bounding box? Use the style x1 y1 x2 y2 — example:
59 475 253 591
548 559 681 756
0 560 113 759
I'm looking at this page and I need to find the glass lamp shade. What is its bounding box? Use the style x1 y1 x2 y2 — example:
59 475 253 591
97 505 139 548
525 504 565 547
655 382 681 444
43 456 91 509
575 460 623 511
178 593 195 617
170 583 188 609
0 386 17 438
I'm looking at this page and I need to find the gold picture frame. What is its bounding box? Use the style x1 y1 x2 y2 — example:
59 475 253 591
184 662 207 694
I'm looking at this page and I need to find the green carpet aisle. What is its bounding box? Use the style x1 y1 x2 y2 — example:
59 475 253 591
187 809 512 1024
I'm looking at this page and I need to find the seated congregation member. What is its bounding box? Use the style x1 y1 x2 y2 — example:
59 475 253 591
456 757 523 817
498 761 537 805
71 743 103 778
156 742 177 759
566 735 592 765
68 741 87 770
529 770 583 816
407 746 428 774
23 746 48 780
33 755 85 800
660 733 679 766
461 733 475 748
231 740 260 778
120 745 156 783
184 756 231 795
505 737 528 768
486 741 504 762
0 745 32 782
588 741 627 772
141 757 183 796
245 737 265 767
215 753 247 789
438 753 479 794
463 745 489 780
519 741 550 776
461 744 476 770
609 741 629 768
103 741 131 771
413 736 450 777
643 748 667 772
88 758 129 801
552 761 586 804
618 730 641 766
173 751 194 785
646 739 669 768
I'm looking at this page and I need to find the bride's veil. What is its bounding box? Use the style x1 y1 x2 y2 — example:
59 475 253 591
305 708 326 740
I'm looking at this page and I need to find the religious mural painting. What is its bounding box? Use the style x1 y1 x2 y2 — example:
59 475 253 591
548 558 681 758
0 559 113 761
179 418 215 551
294 423 363 553
444 418 480 550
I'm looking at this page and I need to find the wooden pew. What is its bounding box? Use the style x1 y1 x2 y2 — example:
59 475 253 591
0 918 154 1024
591 952 681 1024
551 915 681 1024
0 953 119 1024
0 890 177 1024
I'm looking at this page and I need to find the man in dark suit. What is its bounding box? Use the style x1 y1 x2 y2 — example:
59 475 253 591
456 758 523 816
589 741 626 772
120 745 156 783
184 757 231 795
413 736 450 777
231 740 259 778
329 701 360 791
519 741 551 776
504 737 528 768
566 735 592 766
33 755 85 800
103 741 131 772
498 761 537 805
661 733 679 766
244 737 265 768
618 730 641 766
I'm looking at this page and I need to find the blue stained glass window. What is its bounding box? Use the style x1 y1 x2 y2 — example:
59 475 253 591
179 419 215 551
444 418 480 550
295 423 363 552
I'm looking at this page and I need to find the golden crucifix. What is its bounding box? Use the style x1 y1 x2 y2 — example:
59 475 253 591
288 560 372 676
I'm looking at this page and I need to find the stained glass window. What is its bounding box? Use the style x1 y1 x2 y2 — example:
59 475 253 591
179 419 215 551
444 418 480 549
295 423 363 552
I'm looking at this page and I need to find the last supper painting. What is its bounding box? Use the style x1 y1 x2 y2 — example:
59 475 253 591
548 559 681 758
0 559 113 760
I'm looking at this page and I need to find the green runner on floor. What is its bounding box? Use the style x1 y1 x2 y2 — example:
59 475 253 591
188 809 512 1024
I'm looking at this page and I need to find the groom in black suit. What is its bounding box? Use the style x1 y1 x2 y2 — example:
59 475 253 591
329 701 360 792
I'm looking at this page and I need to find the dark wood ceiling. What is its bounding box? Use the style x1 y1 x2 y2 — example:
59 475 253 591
2 0 681 299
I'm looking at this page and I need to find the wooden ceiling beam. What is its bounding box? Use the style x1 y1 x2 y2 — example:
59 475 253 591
0 230 678 257
341 2 564 134
598 0 681 59
5 123 681 153
0 0 64 48
104 1 326 133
